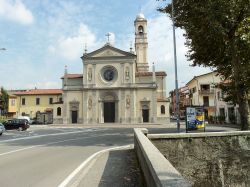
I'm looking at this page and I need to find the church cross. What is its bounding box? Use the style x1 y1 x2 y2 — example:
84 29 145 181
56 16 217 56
106 32 111 43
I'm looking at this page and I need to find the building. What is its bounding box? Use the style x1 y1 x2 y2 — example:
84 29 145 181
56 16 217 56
214 81 240 124
53 13 170 124
169 86 189 118
186 72 240 123
186 72 221 119
9 89 62 118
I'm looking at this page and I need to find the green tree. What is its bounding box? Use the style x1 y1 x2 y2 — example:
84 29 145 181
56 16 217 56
0 87 9 117
158 0 250 130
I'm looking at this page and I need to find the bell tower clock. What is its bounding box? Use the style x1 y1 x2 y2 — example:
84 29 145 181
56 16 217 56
134 13 149 72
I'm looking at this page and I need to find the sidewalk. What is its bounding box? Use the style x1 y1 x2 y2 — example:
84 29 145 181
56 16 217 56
69 148 145 187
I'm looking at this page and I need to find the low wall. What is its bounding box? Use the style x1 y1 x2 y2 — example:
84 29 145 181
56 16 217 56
134 128 191 187
150 131 250 187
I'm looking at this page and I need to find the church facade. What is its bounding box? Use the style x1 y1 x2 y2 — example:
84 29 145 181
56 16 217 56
53 13 170 124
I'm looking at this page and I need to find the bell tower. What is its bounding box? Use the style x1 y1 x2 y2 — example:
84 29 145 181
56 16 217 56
134 13 149 72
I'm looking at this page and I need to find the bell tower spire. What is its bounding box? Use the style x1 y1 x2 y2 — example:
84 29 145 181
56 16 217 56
134 12 149 72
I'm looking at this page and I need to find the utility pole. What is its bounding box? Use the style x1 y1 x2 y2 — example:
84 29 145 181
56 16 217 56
171 0 180 132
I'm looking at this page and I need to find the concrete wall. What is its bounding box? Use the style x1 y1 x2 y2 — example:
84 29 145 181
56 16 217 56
150 131 250 187
134 128 191 187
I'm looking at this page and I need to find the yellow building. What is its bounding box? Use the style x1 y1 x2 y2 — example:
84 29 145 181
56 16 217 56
10 89 62 118
7 94 18 118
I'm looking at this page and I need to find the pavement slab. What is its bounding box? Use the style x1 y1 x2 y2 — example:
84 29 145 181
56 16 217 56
74 149 145 187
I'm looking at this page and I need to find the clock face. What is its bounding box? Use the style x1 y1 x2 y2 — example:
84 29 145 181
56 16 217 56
103 69 114 81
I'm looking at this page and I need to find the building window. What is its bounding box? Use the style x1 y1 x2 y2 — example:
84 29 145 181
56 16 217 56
36 98 40 105
57 107 61 116
203 96 209 107
59 97 63 102
217 91 221 100
138 25 144 34
161 105 165 114
200 84 210 91
22 98 25 105
11 99 15 106
192 87 196 93
49 98 53 104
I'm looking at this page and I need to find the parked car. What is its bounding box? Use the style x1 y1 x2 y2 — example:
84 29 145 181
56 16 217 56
0 128 3 135
17 116 31 124
3 119 30 131
0 123 6 133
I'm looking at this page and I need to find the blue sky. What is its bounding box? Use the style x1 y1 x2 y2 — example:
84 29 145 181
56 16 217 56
0 0 211 92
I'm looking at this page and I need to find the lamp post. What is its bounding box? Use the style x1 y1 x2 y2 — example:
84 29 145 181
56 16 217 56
171 0 180 132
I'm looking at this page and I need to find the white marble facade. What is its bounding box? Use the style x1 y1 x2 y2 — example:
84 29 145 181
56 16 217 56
53 13 170 124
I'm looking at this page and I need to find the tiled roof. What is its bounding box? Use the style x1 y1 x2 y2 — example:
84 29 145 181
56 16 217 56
136 71 167 77
14 89 62 95
61 74 83 79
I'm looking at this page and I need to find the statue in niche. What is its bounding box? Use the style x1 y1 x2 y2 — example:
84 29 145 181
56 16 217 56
88 97 92 110
125 67 130 80
126 96 130 108
88 68 92 81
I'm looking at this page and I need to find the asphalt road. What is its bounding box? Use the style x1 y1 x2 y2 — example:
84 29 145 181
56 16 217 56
0 124 238 187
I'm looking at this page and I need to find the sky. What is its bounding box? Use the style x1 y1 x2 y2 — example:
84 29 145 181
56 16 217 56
0 0 211 92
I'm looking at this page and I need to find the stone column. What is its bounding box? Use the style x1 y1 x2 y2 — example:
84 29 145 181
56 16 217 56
121 63 124 85
93 64 96 87
82 91 87 124
62 92 68 124
130 89 136 123
152 88 157 123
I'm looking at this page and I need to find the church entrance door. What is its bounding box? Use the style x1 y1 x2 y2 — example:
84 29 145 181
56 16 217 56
72 111 78 123
104 102 115 122
142 109 149 122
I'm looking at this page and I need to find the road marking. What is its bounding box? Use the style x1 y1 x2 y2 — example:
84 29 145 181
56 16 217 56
58 144 133 187
0 128 102 144
0 133 123 157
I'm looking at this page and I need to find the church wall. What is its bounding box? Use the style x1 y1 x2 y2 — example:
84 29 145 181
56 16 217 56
67 78 82 86
65 91 83 124
157 101 170 124
156 76 167 98
53 103 63 124
135 76 153 84
136 89 156 123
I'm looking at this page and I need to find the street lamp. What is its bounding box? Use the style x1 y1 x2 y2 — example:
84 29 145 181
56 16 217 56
171 0 180 132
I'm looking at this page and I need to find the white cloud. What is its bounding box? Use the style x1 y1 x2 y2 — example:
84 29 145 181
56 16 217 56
0 0 34 25
49 23 102 61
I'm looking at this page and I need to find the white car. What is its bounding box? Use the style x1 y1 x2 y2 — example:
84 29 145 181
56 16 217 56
0 123 5 135
17 116 31 124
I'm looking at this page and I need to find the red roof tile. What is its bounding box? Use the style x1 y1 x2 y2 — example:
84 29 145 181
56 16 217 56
136 71 166 77
61 74 83 79
14 89 62 95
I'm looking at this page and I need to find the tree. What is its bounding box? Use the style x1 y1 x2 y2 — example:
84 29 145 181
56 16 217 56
0 87 8 117
158 0 250 130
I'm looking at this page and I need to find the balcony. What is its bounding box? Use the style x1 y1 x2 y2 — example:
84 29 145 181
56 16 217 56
199 89 214 95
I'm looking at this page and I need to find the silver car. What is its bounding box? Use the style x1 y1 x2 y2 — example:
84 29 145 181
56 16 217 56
0 123 6 135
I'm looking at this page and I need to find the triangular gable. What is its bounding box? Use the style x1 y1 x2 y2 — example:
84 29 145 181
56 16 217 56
82 44 136 59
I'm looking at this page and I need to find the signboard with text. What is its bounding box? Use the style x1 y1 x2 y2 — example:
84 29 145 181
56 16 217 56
186 106 205 132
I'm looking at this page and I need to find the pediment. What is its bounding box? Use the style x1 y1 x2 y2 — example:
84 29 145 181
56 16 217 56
92 48 126 57
82 44 136 59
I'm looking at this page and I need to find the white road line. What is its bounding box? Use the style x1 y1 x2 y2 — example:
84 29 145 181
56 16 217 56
58 144 133 187
0 133 123 157
0 129 100 144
